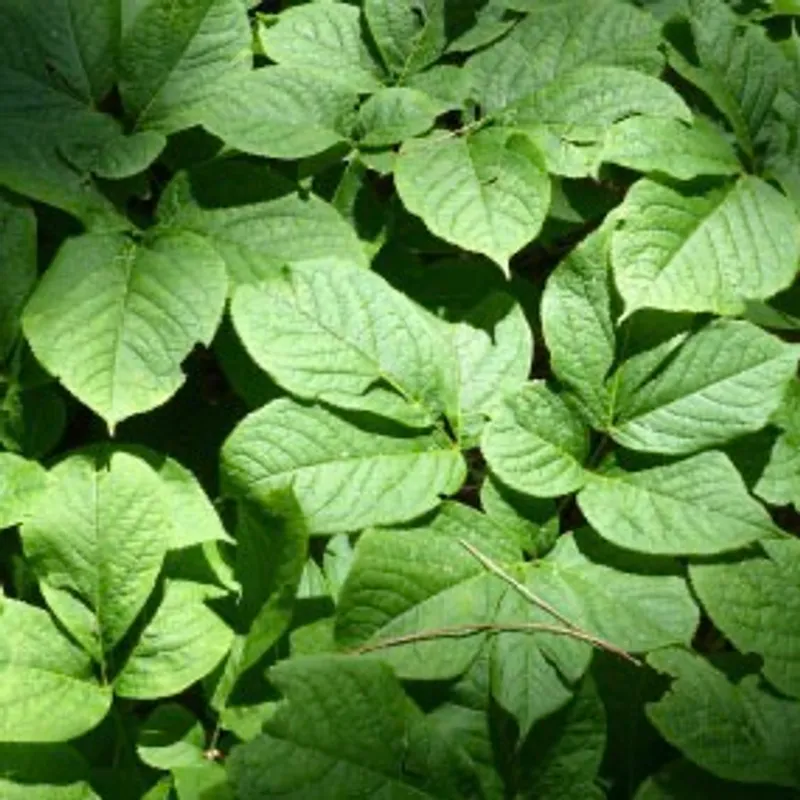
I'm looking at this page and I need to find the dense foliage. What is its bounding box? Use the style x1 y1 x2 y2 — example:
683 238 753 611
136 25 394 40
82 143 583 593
1 0 800 797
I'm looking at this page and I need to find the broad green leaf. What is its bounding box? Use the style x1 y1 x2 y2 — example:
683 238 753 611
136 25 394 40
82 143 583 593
450 291 534 445
482 381 589 498
356 88 442 147
396 129 550 273
173 763 232 800
157 158 369 286
114 580 234 700
137 704 207 770
541 225 615 427
647 648 800 788
578 452 777 556
0 743 100 800
672 0 783 156
0 192 36 361
23 230 227 430
516 675 607 800
0 599 112 742
230 263 457 427
335 502 522 679
611 176 799 316
364 0 446 78
690 539 800 699
0 452 46 530
405 65 475 111
119 0 251 133
259 3 385 92
21 452 169 659
467 0 662 114
222 399 466 534
227 656 482 799
601 117 741 180
67 130 167 181
612 320 799 455
199 67 358 160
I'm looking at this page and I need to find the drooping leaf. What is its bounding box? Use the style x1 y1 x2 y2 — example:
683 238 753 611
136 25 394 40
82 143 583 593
395 129 550 273
119 0 251 133
482 381 589 498
20 452 169 660
22 230 227 430
259 3 385 92
227 655 482 799
647 648 800 788
0 452 46 530
222 398 466 535
611 320 799 455
578 452 777 555
611 176 799 316
157 158 369 286
690 539 800 699
0 599 112 742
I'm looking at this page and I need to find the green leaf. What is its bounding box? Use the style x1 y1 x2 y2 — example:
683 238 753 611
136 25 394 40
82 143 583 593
114 580 234 700
173 763 232 800
690 539 800 699
0 192 36 362
0 743 100 800
0 452 46 530
578 452 777 556
119 0 251 133
395 129 551 273
482 381 589 498
364 0 446 78
755 389 800 509
647 648 800 788
611 320 799 455
611 176 799 317
357 88 442 147
20 452 169 660
541 225 615 427
67 130 167 181
222 399 466 535
23 230 227 430
467 0 663 115
136 704 207 770
601 117 742 180
199 66 358 160
230 262 457 427
259 3 385 92
450 291 534 445
157 158 369 286
229 656 481 798
0 599 112 742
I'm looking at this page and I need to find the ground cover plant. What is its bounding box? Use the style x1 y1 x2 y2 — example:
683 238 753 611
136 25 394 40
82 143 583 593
1 0 800 796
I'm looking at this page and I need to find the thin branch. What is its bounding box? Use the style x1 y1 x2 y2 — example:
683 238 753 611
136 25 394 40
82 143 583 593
351 621 640 666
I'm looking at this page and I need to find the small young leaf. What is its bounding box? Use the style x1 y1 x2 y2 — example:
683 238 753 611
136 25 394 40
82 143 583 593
356 88 442 147
136 704 207 770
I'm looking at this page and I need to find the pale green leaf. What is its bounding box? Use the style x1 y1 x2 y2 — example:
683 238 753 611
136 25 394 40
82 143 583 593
230 262 457 427
756 389 800 509
114 580 234 700
260 3 385 92
227 656 482 799
541 225 615 427
611 320 799 455
647 648 800 788
357 88 441 147
601 117 741 179
119 0 251 133
0 192 36 361
690 539 800 699
405 65 475 111
173 763 232 800
0 599 112 742
23 230 227 430
137 704 207 770
199 66 358 160
222 398 466 535
157 158 369 286
0 452 46 530
0 743 100 800
482 381 589 498
395 129 550 272
21 452 169 658
578 452 777 556
611 176 799 316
